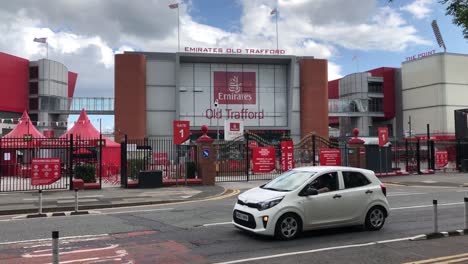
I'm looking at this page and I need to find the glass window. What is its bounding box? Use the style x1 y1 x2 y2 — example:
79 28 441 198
343 171 371 188
262 170 316 192
310 172 339 193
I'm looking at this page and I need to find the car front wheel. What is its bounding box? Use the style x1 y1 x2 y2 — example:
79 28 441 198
365 206 386 231
275 213 301 240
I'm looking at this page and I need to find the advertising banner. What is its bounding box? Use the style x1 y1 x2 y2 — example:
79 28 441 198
153 153 168 165
280 141 294 172
435 150 448 168
31 158 61 186
319 149 341 166
378 127 389 147
224 120 244 141
43 130 55 138
173 120 190 145
214 72 256 105
253 147 275 173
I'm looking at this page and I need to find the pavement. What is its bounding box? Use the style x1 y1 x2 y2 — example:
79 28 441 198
0 171 467 216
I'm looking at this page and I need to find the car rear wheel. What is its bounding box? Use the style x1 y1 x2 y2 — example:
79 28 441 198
275 213 301 240
365 206 386 231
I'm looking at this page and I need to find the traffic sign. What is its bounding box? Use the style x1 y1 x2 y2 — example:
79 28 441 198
378 127 389 147
173 120 190 145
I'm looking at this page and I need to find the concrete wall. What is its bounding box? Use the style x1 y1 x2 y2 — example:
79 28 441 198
402 53 468 135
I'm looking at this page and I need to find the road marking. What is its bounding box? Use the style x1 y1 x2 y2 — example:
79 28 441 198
391 202 463 211
212 235 416 264
387 192 426 197
0 233 109 246
23 195 104 201
203 221 232 227
402 252 468 264
100 208 174 215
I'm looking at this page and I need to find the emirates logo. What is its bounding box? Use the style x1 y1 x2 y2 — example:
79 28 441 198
228 75 242 93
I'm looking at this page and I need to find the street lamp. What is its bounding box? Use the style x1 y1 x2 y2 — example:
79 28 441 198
214 100 219 142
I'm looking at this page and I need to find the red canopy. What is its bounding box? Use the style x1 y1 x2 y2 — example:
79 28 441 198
2 111 45 139
60 109 119 147
60 109 121 169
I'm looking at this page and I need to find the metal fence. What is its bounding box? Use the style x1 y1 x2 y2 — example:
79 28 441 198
120 137 198 187
0 136 103 192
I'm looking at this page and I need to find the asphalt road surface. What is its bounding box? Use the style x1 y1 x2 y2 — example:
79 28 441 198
0 184 467 264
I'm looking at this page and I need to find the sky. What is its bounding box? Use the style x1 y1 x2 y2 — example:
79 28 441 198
1 0 467 132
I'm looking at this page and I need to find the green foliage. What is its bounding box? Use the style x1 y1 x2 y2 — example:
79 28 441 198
441 0 468 40
74 164 96 183
185 161 197 179
128 159 145 179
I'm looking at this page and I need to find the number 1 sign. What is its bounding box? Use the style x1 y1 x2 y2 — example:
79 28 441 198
173 120 190 145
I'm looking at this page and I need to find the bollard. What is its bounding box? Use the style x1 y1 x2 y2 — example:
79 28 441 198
52 231 59 264
433 199 438 233
74 189 79 213
38 189 43 215
465 197 468 231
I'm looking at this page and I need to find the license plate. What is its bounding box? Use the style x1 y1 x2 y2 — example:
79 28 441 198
235 211 249 221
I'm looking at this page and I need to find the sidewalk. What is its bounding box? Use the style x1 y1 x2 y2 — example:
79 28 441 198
378 172 468 187
0 184 226 216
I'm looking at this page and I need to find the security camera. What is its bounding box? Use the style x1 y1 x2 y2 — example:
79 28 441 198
214 100 218 108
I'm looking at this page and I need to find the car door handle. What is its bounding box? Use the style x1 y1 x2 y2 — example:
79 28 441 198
365 190 373 194
333 194 342 199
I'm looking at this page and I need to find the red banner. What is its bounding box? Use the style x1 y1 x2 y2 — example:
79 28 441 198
214 71 256 105
435 150 448 168
43 130 55 138
31 158 61 186
319 149 341 166
280 141 294 172
153 153 168 165
253 147 275 173
378 127 389 147
173 120 190 145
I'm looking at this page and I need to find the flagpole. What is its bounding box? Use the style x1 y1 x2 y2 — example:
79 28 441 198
177 6 180 52
275 12 279 51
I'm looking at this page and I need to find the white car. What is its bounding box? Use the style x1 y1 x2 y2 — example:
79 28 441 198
233 166 389 240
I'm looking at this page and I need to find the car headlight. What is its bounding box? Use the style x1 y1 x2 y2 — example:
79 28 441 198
257 197 283 211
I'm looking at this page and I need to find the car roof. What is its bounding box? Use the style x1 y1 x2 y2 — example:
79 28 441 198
292 166 374 174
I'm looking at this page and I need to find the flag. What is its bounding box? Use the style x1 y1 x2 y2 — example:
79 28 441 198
33 37 47 43
352 55 358 61
169 3 179 9
270 8 277 15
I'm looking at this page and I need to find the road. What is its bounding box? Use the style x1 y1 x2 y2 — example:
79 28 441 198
0 184 467 263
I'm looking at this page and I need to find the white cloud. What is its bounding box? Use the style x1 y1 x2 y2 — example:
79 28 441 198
401 0 433 19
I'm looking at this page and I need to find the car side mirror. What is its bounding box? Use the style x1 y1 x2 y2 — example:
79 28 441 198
306 187 319 196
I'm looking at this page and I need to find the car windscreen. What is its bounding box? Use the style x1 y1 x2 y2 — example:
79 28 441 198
261 170 316 192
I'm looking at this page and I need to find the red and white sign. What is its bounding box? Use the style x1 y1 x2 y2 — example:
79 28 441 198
435 150 448 168
224 120 244 140
378 127 389 147
31 158 61 186
319 149 341 166
214 72 256 105
280 141 294 172
153 153 168 165
248 141 258 148
253 147 276 173
43 130 55 138
173 120 190 145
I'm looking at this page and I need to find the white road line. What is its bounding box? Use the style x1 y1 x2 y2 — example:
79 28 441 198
213 235 418 264
391 202 463 211
99 208 173 215
203 221 232 227
387 192 426 197
0 234 109 246
22 195 104 201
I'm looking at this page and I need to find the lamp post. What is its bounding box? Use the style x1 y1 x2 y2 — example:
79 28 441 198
215 100 219 143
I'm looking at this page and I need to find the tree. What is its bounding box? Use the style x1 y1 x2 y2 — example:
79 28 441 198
388 0 468 40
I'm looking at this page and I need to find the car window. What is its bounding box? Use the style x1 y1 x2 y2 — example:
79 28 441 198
262 170 316 192
310 172 339 193
342 171 371 188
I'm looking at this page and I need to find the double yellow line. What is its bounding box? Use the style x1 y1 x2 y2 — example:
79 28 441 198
404 252 468 264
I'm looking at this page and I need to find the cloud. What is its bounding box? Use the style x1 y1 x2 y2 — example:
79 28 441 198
401 0 433 19
0 0 432 104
